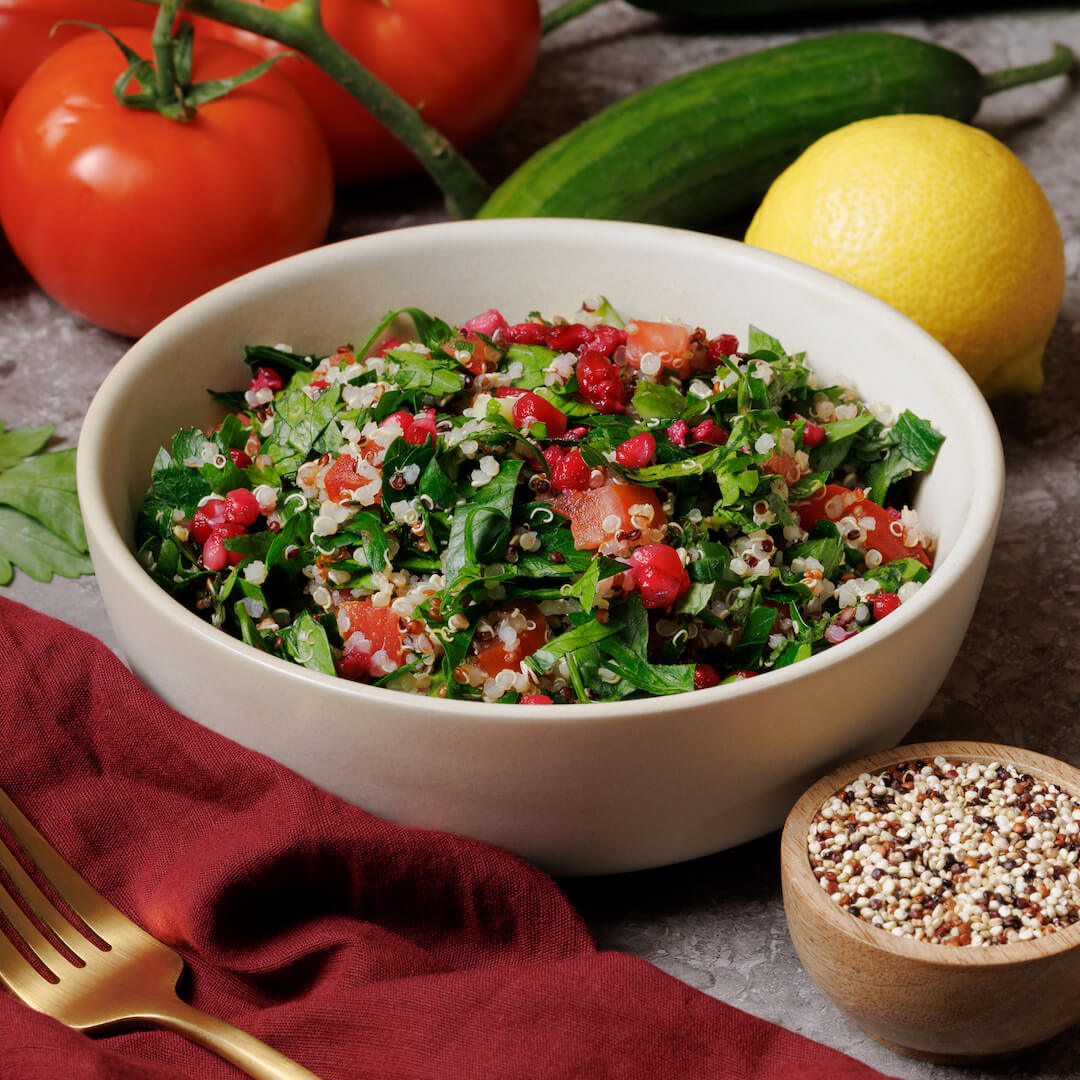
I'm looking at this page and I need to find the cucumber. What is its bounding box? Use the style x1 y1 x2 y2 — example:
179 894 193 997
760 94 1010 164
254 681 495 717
478 32 1073 228
627 0 1074 16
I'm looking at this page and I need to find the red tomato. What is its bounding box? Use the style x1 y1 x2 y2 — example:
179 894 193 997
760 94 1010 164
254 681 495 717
0 28 333 337
190 0 541 184
324 452 379 504
791 484 931 567
475 600 546 678
0 1 157 102
443 330 502 375
625 319 707 379
761 450 802 486
551 483 666 550
335 600 405 679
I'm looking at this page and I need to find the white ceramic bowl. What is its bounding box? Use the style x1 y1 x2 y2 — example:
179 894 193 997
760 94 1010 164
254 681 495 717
77 219 1004 875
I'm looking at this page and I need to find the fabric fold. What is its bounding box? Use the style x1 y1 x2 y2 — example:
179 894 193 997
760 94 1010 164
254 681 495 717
0 598 893 1080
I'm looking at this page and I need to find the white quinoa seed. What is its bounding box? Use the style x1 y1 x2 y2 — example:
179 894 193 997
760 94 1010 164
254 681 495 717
809 757 1080 946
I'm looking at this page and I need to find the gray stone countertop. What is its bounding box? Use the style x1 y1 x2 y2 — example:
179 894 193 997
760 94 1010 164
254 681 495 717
3 4 1079 1077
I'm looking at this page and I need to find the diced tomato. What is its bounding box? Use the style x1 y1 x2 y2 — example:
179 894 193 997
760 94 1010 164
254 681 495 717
335 600 405 680
550 483 666 550
762 450 802 486
475 600 547 677
791 484 931 567
443 331 501 375
625 319 706 378
324 452 379 504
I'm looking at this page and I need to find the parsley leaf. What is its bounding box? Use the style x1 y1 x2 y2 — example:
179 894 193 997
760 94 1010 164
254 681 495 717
0 507 92 583
0 423 53 471
0 428 92 585
865 410 945 504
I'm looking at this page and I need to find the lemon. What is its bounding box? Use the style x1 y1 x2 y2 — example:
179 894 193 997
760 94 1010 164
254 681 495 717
744 114 1065 396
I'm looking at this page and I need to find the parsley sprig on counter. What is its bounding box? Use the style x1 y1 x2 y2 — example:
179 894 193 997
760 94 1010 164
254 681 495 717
135 303 944 703
0 423 92 585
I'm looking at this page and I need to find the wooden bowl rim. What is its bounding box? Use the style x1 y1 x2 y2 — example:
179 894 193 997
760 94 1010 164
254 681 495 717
781 740 1080 968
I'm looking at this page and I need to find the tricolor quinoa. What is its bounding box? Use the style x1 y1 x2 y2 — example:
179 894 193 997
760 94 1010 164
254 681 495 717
136 298 943 704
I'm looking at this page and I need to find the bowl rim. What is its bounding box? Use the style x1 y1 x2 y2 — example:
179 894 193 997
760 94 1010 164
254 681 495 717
76 217 1006 722
781 739 1080 967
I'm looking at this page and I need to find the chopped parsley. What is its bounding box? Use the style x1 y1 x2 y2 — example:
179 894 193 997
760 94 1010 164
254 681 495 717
135 300 942 703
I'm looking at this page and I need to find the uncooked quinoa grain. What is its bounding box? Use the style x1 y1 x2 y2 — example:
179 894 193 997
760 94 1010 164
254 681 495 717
808 757 1080 945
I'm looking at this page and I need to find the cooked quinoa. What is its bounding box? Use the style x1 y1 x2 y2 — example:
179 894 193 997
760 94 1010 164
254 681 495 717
136 298 943 704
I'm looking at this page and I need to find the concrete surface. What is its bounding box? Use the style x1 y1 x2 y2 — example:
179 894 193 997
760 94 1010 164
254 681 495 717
3 3 1079 1076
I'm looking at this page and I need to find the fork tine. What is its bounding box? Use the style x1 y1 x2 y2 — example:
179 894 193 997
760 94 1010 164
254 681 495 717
0 829 94 958
0 867 78 975
0 920 48 1004
0 786 126 941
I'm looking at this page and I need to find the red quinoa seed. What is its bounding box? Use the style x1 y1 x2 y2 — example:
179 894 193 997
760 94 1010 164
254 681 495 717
808 757 1080 946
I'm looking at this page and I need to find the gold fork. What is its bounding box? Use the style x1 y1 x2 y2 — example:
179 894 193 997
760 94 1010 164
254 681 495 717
0 784 322 1080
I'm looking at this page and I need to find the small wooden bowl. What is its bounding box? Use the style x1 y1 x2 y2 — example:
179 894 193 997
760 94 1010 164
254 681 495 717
781 741 1080 1064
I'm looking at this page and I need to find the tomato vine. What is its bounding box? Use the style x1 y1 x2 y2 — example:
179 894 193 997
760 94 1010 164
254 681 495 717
131 0 491 217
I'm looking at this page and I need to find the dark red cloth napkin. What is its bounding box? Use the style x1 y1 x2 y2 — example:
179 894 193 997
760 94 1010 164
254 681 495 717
0 597 897 1080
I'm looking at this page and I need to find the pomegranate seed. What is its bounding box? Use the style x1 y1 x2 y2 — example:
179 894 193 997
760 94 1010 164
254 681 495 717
542 445 565 470
551 448 591 491
587 324 627 356
248 366 283 393
380 410 413 434
575 351 628 414
593 380 628 413
512 392 568 438
545 323 592 352
629 544 690 609
666 419 689 447
520 694 554 705
202 522 246 571
566 426 589 440
404 408 437 445
335 647 374 681
224 488 260 525
503 322 550 346
576 350 612 391
871 592 902 620
460 309 507 337
190 498 227 544
802 420 827 448
691 419 727 445
615 432 656 468
693 663 721 691
707 334 739 361
228 448 252 468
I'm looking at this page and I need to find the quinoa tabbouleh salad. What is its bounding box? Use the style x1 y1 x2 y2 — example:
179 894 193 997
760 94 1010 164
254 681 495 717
136 298 944 704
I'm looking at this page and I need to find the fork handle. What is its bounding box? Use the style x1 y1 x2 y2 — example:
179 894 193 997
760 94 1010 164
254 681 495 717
144 998 324 1080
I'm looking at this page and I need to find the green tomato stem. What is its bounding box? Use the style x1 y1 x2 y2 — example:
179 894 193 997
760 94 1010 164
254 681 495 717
541 0 614 34
135 0 490 217
150 0 192 119
981 43 1075 96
